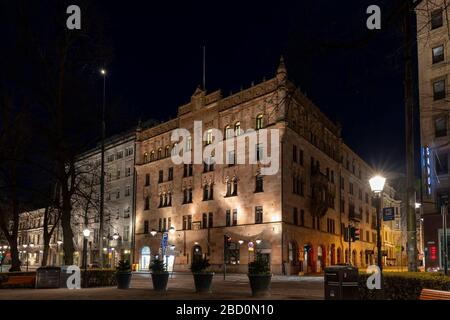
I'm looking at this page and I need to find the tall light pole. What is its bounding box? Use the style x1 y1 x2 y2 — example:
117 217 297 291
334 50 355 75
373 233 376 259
99 68 107 269
57 240 63 266
370 175 386 275
82 227 90 288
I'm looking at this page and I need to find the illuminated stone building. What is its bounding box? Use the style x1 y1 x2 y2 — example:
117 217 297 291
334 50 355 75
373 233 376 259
132 58 402 274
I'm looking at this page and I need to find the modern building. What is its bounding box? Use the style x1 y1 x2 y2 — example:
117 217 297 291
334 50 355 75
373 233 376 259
416 0 450 270
133 58 403 274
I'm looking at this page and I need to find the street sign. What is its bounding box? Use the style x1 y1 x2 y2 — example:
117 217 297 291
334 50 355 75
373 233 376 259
383 207 395 221
161 232 168 251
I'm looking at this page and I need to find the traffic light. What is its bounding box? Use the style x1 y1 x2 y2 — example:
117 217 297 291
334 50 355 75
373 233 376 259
350 227 360 241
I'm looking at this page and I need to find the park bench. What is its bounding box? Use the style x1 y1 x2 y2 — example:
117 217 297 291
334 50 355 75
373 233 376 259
419 288 450 300
1 275 36 288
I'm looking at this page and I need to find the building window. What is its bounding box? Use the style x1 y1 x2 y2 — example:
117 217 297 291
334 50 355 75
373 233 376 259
116 151 123 160
228 151 236 167
168 167 173 181
293 145 298 163
203 184 214 201
256 114 263 130
255 175 264 193
225 125 233 139
205 129 213 145
256 144 263 162
255 206 263 224
123 226 129 242
116 189 120 199
165 146 170 158
159 194 163 208
144 196 150 210
126 167 131 177
435 116 447 138
183 188 193 204
234 122 241 136
125 147 134 156
232 209 238 226
431 8 444 30
300 209 305 226
144 220 149 234
145 174 150 186
293 208 298 225
107 154 114 163
116 169 121 180
158 170 163 183
299 149 304 166
226 209 231 227
436 153 449 175
208 212 213 228
232 178 238 196
125 185 130 197
157 148 162 159
433 45 445 64
202 213 208 229
434 79 446 100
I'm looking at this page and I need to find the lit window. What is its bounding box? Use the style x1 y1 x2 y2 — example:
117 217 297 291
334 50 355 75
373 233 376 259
256 114 263 130
234 122 241 136
433 45 444 64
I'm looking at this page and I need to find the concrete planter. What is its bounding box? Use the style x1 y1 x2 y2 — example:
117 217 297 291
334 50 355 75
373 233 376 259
116 273 132 289
192 272 214 293
248 274 272 297
151 272 169 292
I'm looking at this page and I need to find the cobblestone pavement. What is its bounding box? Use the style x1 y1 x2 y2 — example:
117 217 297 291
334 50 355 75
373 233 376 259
0 273 324 300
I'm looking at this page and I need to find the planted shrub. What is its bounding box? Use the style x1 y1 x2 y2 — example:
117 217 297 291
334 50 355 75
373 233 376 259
190 256 211 273
150 258 168 274
248 254 271 275
359 272 450 300
116 260 132 274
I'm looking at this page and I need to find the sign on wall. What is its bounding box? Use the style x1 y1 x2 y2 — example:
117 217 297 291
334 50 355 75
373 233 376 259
382 207 395 221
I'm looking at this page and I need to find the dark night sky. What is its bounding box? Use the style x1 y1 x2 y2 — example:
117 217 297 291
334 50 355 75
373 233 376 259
4 0 419 176
95 0 421 176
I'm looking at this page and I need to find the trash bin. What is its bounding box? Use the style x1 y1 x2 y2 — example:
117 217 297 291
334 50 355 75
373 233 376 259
36 266 61 289
324 265 359 300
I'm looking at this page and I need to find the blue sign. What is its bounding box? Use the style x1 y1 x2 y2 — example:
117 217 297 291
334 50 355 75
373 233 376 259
383 207 395 221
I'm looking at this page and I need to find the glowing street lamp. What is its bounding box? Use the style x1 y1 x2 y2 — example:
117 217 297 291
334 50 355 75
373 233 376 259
238 240 244 245
150 229 157 237
369 174 386 276
169 226 176 234
113 233 120 240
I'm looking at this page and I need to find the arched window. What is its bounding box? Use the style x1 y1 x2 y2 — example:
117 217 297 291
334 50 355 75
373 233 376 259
232 177 238 196
171 143 178 156
150 151 155 161
256 114 263 130
144 152 149 163
234 122 241 136
165 146 170 158
224 125 233 139
157 148 162 159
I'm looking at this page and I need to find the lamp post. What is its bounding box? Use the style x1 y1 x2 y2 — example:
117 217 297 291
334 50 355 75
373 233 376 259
441 204 448 276
57 240 63 266
99 68 107 269
369 175 386 275
82 227 90 288
113 232 120 266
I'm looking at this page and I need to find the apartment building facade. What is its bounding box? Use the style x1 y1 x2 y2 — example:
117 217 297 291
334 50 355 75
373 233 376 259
133 59 403 274
416 0 450 270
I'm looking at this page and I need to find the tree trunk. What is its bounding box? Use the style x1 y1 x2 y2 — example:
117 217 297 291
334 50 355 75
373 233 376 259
61 202 75 265
8 238 21 272
41 243 49 267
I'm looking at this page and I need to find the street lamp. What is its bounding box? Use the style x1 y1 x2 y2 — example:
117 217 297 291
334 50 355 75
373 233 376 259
113 233 119 240
22 244 30 271
56 240 63 266
98 67 107 269
169 226 176 234
369 175 386 275
82 227 90 287
150 229 157 237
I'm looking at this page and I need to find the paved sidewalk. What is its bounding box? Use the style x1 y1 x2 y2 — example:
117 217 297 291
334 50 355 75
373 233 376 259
0 273 324 300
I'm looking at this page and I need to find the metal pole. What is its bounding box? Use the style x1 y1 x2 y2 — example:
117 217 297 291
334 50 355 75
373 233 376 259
223 235 227 280
83 237 88 288
26 249 29 272
442 205 448 275
376 195 383 272
403 0 418 272
348 225 352 265
99 72 106 269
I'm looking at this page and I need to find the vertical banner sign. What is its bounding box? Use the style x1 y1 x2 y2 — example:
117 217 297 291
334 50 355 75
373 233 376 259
161 232 168 255
383 207 395 221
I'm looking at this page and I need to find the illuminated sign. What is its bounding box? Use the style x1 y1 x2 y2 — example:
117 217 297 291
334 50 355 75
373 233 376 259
422 146 432 195
383 207 395 221
430 246 437 261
